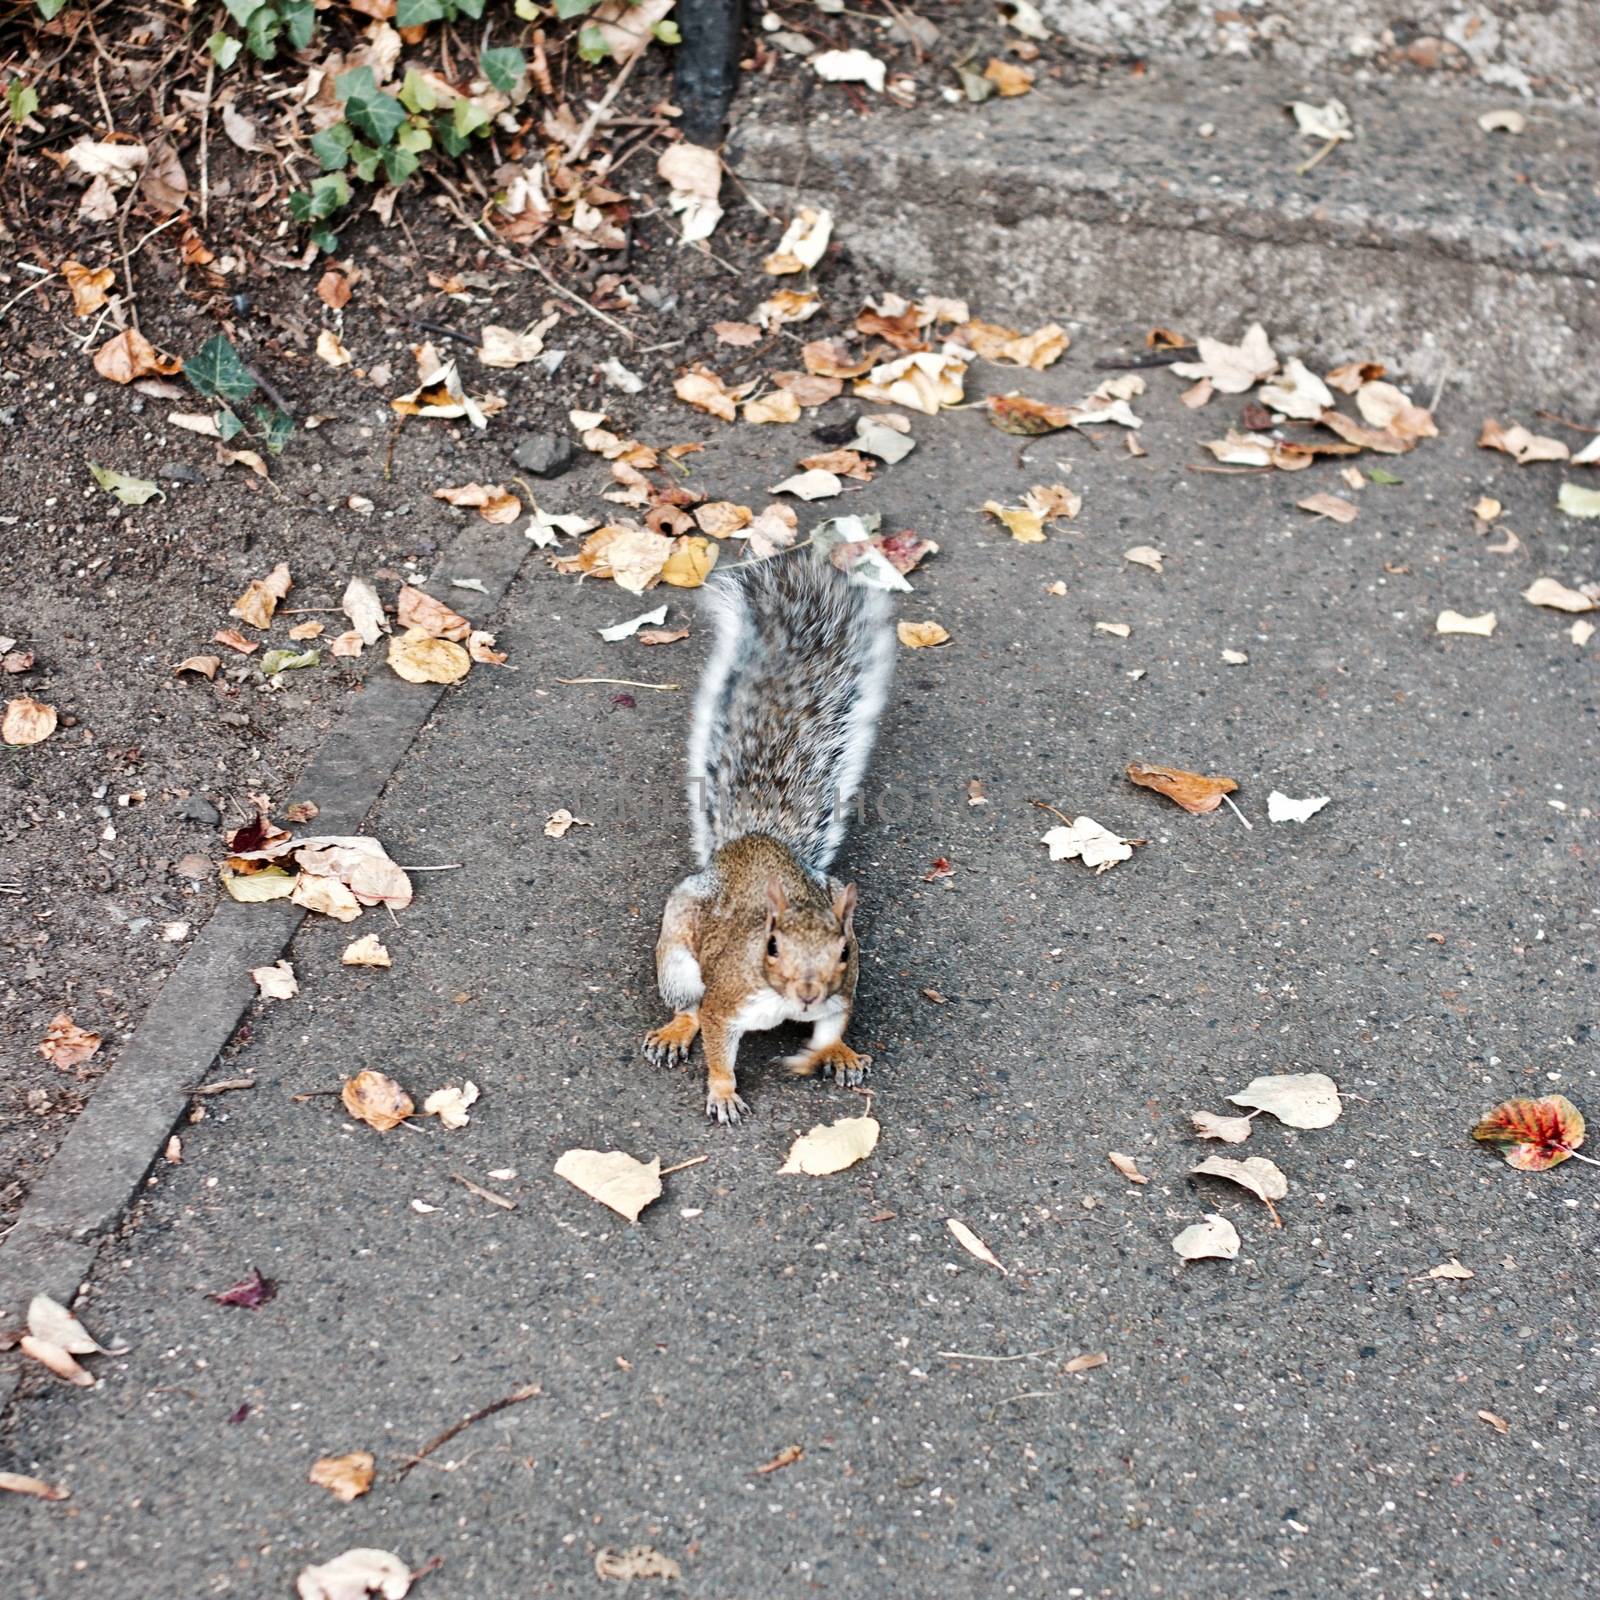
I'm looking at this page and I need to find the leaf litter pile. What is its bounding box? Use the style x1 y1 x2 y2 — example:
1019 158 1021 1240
3 1 1595 1576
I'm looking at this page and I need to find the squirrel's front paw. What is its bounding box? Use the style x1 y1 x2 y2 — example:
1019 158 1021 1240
705 1083 749 1124
787 1041 872 1088
643 1011 699 1067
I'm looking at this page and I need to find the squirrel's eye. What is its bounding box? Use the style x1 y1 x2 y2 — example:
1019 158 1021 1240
766 935 779 958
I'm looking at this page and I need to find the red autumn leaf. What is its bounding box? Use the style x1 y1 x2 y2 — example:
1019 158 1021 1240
1470 1095 1586 1171
209 1267 276 1309
225 813 290 854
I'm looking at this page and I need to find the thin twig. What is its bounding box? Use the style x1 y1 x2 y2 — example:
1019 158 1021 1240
1534 410 1599 434
523 250 635 342
1295 135 1340 176
116 181 140 330
0 271 59 320
569 50 643 165
128 214 185 259
1029 798 1074 827
199 56 215 227
189 1077 256 1096
658 1154 710 1178
1222 793 1254 831
554 677 679 691
395 863 463 872
394 1382 542 1480
453 1173 516 1210
938 1348 1054 1363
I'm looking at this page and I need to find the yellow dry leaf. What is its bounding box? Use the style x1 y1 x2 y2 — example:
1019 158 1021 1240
947 1217 1006 1271
763 207 832 275
957 320 1067 369
220 864 297 903
387 629 471 684
308 1452 375 1503
983 500 1045 542
743 389 802 425
341 1069 413 1132
1022 483 1081 523
1126 760 1238 814
1296 492 1359 523
4 696 59 746
660 535 718 588
983 57 1034 96
92 327 179 384
396 585 470 640
432 482 521 524
778 1115 880 1175
62 259 114 317
674 364 739 421
554 1149 663 1221
897 620 950 648
1436 609 1497 637
694 501 753 538
315 329 352 368
229 562 292 628
1522 577 1595 614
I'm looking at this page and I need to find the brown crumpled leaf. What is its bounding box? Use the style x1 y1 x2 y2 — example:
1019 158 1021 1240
554 1149 663 1221
1191 1109 1254 1143
62 259 115 317
983 57 1034 96
213 627 260 655
956 319 1068 369
251 960 298 1001
38 1012 102 1069
467 630 507 665
388 629 471 684
1326 360 1385 393
714 320 762 346
4 696 58 746
803 338 876 378
743 388 803 425
674 363 749 421
309 1453 376 1504
92 328 180 384
763 206 832 274
1107 1151 1148 1184
694 501 753 538
1477 417 1568 465
292 874 363 922
946 1217 1006 1272
1191 1154 1289 1222
1355 380 1437 442
173 654 221 680
432 482 521 525
1064 1352 1109 1374
229 563 293 629
316 269 351 310
0 1471 70 1501
561 524 676 594
1297 492 1360 523
396 585 470 640
594 1547 682 1584
1317 409 1413 454
1127 761 1238 815
897 620 950 649
342 1070 414 1133
856 349 967 415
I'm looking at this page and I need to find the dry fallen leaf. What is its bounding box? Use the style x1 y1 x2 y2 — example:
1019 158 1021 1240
291 873 363 923
213 627 259 655
957 319 1067 369
755 1444 804 1475
250 960 298 1001
1171 323 1277 393
1522 577 1595 614
946 1217 1006 1272
19 1335 94 1387
1191 1155 1289 1222
714 320 762 347
61 259 114 317
388 629 471 685
1063 1352 1109 1374
554 1149 663 1221
1470 1094 1586 1171
173 654 221 680
93 327 179 384
397 586 471 640
594 1547 682 1584
38 1011 101 1069
1426 1259 1474 1281
661 535 719 589
294 1548 412 1600
1477 1409 1511 1436
1229 1072 1342 1129
544 808 591 838
0 1471 70 1502
28 1293 115 1356
341 1070 414 1133
4 696 59 747
983 56 1034 95
1191 1110 1254 1143
1559 483 1600 518
1107 1151 1148 1185
315 329 353 368
221 865 296 903
1126 761 1237 815
1572 619 1597 647
1171 1213 1240 1262
779 1115 880 1176
1123 545 1164 572
1296 492 1359 524
309 1452 376 1504
1041 816 1138 873
1478 418 1568 464
1356 380 1436 442
423 1081 479 1130
1259 358 1334 420
984 500 1045 543
1095 621 1132 638
763 206 833 274
342 934 392 968
432 483 520 526
1436 609 1497 637
857 350 967 416
897 620 950 649
674 363 744 421
743 389 803 425
229 562 292 629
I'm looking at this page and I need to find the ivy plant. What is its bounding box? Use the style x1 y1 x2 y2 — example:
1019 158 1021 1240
184 335 294 455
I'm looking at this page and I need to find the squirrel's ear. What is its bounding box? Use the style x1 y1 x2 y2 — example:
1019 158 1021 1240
765 875 788 922
833 881 857 934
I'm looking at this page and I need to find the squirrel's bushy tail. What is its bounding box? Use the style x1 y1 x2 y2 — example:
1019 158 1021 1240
688 551 894 874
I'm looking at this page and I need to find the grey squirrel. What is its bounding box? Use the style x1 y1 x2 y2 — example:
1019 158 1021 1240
643 551 895 1122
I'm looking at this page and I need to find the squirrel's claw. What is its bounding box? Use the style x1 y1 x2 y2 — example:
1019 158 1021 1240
644 1013 699 1068
786 1042 872 1088
706 1088 749 1124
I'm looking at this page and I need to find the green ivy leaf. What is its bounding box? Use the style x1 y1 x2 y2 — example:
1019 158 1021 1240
7 82 39 125
554 0 600 17
395 122 433 154
434 115 469 159
1366 467 1404 485
207 32 244 70
514 0 542 16
36 0 72 20
309 124 354 171
348 142 382 183
346 89 408 147
88 462 165 506
335 66 377 104
245 6 281 60
184 336 258 409
310 227 340 255
218 408 245 443
280 0 316 48
576 23 611 63
289 170 351 222
452 98 493 139
652 19 681 43
383 146 421 186
455 0 487 17
221 0 266 22
394 0 447 23
479 47 525 95
259 647 319 676
253 405 295 455
398 68 437 114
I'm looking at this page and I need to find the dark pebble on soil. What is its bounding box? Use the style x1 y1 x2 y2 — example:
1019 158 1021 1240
512 432 576 478
180 794 221 825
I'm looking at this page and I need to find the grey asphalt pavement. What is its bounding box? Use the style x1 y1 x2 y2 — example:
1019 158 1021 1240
4 336 1597 1597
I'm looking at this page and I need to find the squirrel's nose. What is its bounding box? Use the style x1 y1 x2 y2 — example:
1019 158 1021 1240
797 984 823 1005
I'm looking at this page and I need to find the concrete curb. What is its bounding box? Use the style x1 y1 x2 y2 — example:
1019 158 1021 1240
0 520 533 1414
730 61 1600 408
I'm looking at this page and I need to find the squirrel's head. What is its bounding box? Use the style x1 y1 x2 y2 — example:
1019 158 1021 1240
762 875 855 1011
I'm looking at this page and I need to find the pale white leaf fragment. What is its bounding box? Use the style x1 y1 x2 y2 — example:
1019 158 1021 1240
1436 609 1497 637
1228 1071 1342 1129
1191 1109 1254 1143
1171 323 1277 394
1107 1151 1148 1184
294 1547 412 1600
1289 99 1354 143
1191 1155 1289 1210
779 1115 879 1175
544 808 591 838
1522 577 1595 613
599 604 669 642
1259 358 1334 420
1427 1259 1474 1280
341 934 391 968
812 48 887 92
946 1217 1006 1273
769 469 842 501
1172 1213 1240 1262
554 1149 663 1222
422 1080 479 1130
1123 546 1164 573
1558 483 1600 518
1040 816 1137 873
250 959 298 1001
1477 109 1526 134
1266 790 1330 823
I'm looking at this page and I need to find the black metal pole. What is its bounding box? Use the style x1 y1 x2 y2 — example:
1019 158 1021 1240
673 0 744 146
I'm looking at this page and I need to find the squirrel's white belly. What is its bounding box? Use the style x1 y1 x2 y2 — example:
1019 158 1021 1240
734 988 844 1035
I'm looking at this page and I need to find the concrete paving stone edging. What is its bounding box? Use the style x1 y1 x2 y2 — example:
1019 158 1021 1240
0 519 534 1414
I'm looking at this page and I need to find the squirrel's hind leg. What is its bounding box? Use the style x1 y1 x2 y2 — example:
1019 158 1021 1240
644 872 711 1067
